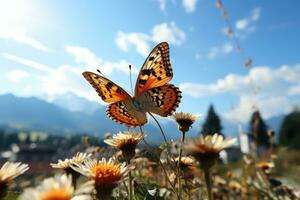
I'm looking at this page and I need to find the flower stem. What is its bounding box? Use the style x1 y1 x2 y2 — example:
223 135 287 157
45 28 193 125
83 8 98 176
148 113 176 166
148 112 168 144
177 131 186 200
139 126 179 199
127 159 133 200
95 190 111 200
123 182 129 197
185 179 191 200
204 169 213 200
128 171 133 200
0 182 8 200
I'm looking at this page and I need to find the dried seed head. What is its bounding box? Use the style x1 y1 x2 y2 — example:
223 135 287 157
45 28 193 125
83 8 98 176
173 112 198 132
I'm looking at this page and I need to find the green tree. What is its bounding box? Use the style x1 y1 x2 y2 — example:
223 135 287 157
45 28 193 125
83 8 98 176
279 110 300 149
201 104 223 136
249 110 269 147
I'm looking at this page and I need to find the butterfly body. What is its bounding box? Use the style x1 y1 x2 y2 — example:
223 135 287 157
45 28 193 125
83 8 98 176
83 42 181 127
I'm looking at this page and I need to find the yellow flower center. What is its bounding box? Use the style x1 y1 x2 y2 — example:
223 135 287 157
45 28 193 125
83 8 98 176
41 189 71 200
92 163 121 185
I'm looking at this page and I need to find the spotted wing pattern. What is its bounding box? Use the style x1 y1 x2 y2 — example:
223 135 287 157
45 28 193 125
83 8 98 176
135 42 173 96
137 84 182 117
106 101 147 127
83 42 181 127
83 72 130 103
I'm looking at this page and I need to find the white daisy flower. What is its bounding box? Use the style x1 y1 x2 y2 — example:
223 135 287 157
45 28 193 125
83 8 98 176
51 152 92 170
184 133 236 170
104 131 145 159
0 161 29 182
0 162 28 198
19 174 94 200
72 158 130 199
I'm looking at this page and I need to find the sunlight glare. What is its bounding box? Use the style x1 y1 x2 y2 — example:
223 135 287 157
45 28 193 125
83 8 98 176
0 0 39 34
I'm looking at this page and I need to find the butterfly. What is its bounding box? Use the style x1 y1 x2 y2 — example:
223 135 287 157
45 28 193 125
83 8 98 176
82 42 182 127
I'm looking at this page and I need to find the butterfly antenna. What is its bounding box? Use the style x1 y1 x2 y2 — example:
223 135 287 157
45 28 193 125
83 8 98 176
97 69 103 75
129 65 134 94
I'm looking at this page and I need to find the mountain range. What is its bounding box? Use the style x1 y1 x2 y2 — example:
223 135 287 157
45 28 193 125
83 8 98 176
0 93 285 142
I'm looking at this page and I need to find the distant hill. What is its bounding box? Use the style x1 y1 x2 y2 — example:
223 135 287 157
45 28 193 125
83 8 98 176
0 93 284 142
0 94 78 131
0 94 122 133
0 94 181 142
51 92 100 113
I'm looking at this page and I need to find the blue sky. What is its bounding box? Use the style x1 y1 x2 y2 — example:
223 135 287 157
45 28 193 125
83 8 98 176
0 0 300 124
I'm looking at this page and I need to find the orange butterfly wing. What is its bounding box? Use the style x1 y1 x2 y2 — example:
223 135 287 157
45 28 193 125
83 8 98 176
106 101 147 127
82 72 130 103
83 42 181 127
137 84 182 117
134 42 173 96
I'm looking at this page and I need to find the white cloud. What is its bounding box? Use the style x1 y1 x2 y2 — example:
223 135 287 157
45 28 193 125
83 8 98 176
2 45 140 102
236 19 249 31
157 0 167 11
155 0 197 13
65 45 139 75
152 22 186 45
11 31 51 52
182 0 198 13
3 62 102 102
65 45 100 67
40 61 137 102
6 69 29 83
1 53 53 72
224 95 294 123
180 82 219 97
207 43 234 59
180 65 300 97
232 7 261 38
115 32 150 57
115 22 185 56
274 64 300 83
0 26 51 52
39 64 100 102
251 7 261 21
179 64 300 122
38 45 141 101
223 43 234 54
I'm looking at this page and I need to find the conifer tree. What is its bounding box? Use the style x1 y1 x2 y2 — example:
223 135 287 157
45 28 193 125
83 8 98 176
201 104 223 136
279 110 300 149
249 110 269 147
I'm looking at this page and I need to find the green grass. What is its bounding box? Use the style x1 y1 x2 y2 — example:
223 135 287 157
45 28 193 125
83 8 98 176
4 192 19 200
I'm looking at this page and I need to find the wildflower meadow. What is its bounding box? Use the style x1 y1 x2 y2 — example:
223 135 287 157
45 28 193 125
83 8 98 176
0 0 300 200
